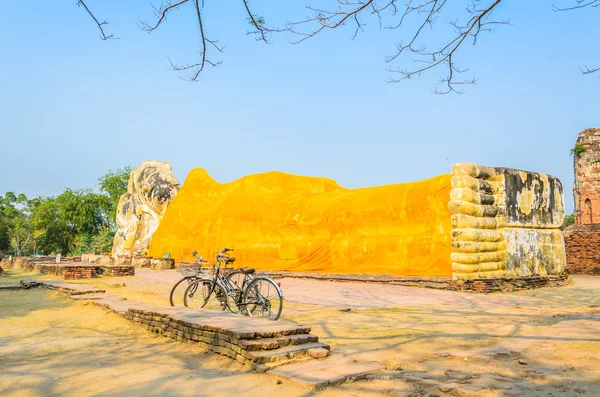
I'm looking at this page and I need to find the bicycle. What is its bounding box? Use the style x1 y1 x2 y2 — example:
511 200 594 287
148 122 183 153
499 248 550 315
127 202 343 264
184 248 284 320
169 251 209 306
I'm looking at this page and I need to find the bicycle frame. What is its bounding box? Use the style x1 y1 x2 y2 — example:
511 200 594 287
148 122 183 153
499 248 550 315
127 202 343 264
189 247 284 319
212 261 254 311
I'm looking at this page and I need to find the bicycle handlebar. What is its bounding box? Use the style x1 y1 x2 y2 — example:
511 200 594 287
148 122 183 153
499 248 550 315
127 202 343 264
192 250 209 263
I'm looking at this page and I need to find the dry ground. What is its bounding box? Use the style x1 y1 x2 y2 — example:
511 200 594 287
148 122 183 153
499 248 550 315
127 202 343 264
1 269 599 396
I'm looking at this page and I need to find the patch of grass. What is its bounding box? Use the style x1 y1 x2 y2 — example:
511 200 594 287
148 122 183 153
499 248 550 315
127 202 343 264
571 143 586 157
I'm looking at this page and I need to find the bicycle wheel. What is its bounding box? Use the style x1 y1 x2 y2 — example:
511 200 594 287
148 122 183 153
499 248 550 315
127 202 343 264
243 277 283 321
169 276 198 306
184 279 228 311
224 270 245 314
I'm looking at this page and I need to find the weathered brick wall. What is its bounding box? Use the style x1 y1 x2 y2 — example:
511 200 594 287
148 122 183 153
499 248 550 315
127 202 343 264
573 128 600 225
95 265 135 277
131 256 152 268
81 254 169 269
1 256 71 271
62 266 95 279
564 225 600 274
35 264 96 279
29 262 135 278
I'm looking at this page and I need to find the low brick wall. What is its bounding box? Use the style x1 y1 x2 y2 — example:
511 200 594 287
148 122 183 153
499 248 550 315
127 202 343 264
132 256 152 268
34 264 95 279
150 258 175 270
82 254 113 265
80 254 172 269
452 275 571 292
95 265 135 277
564 225 600 274
29 263 135 279
0 256 79 272
62 266 94 280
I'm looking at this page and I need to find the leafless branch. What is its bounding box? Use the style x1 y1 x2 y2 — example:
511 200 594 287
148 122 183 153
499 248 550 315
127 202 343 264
554 0 600 76
284 0 506 93
286 1 376 44
553 0 600 11
139 0 190 33
386 0 505 93
242 0 268 42
139 0 224 81
77 0 114 40
169 0 224 81
580 65 600 74
75 0 596 90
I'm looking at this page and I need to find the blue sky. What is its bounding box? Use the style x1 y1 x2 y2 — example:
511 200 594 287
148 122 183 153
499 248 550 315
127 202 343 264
0 1 598 213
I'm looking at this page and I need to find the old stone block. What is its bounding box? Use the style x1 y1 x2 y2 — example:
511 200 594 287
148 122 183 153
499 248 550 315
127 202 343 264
235 354 247 364
308 347 330 359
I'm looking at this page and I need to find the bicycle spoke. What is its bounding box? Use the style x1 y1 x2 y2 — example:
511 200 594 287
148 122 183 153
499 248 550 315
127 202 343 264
243 278 283 321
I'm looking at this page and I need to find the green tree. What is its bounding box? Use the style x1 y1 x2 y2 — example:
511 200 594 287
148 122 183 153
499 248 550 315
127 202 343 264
561 214 575 230
98 166 132 227
32 189 113 255
91 229 116 254
0 192 34 256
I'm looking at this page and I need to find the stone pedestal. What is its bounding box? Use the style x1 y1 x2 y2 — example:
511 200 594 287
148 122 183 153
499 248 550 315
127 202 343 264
150 258 175 270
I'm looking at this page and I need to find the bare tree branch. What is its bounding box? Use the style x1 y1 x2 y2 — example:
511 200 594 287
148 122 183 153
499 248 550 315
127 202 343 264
139 0 191 33
242 0 268 42
168 0 224 81
283 0 506 93
77 0 114 40
554 1 600 75
74 0 597 90
553 0 600 11
387 0 506 94
580 65 600 74
138 0 224 81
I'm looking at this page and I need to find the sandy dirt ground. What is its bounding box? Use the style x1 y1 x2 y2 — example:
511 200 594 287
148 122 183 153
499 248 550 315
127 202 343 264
1 269 599 396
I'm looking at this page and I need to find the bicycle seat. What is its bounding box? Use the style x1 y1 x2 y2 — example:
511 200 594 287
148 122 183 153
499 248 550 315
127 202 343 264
240 267 255 274
225 257 236 264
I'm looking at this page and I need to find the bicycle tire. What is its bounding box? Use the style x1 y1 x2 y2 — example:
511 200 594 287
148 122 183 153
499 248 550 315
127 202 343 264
243 277 283 321
184 279 228 311
169 276 198 306
224 270 246 314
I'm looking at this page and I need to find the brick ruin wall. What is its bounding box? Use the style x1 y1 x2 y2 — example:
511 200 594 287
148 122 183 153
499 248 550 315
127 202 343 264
81 253 174 269
564 225 600 274
565 128 600 274
573 128 600 225
35 263 135 279
0 257 134 279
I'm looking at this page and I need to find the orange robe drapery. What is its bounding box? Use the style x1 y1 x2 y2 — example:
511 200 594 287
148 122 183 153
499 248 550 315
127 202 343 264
148 169 453 276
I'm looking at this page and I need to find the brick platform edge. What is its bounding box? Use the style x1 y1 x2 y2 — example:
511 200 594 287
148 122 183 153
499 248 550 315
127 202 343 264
0 258 135 280
36 263 135 279
564 225 600 274
451 275 571 293
264 271 571 293
123 307 329 372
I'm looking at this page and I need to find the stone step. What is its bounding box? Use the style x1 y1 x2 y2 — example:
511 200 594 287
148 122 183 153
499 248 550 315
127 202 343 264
0 284 24 290
245 342 330 364
240 334 320 351
267 354 384 390
278 333 319 346
70 293 113 300
251 324 312 339
41 280 105 295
